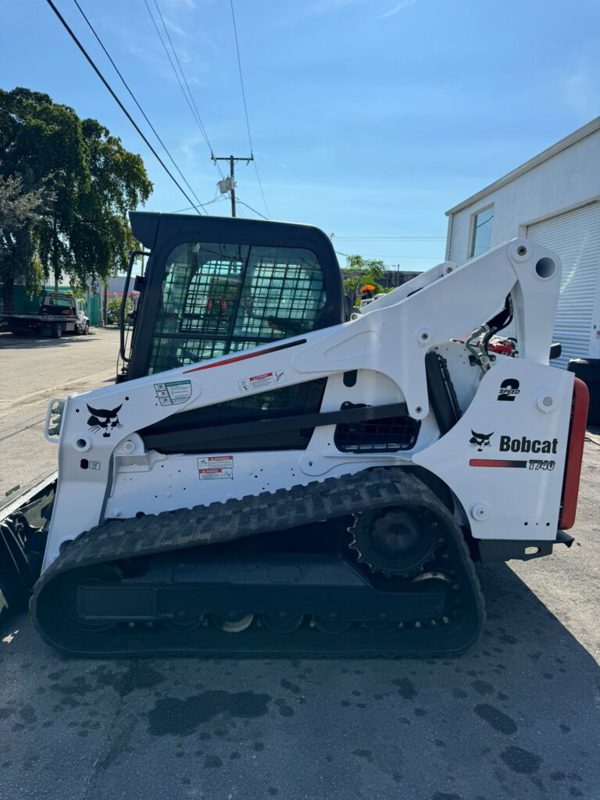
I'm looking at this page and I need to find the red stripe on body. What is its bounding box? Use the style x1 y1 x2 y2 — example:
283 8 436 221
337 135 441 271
469 459 527 468
183 339 305 374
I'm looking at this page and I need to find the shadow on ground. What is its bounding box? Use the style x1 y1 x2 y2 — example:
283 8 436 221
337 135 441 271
0 561 598 800
0 331 99 350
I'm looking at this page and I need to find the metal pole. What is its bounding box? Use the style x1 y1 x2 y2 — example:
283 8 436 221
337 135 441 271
230 155 236 217
212 154 253 218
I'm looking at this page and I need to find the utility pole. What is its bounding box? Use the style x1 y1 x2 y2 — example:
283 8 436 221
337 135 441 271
212 154 253 217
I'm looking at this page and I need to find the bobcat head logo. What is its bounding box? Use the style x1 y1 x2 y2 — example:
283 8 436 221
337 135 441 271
87 404 122 438
469 430 493 452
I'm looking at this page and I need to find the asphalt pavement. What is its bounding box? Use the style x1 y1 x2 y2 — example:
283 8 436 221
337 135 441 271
0 328 120 499
0 332 598 800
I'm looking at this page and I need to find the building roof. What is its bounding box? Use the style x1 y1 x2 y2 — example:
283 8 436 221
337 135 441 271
446 116 600 216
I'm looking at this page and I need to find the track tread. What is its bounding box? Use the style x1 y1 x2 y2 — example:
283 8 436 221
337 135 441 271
32 468 485 658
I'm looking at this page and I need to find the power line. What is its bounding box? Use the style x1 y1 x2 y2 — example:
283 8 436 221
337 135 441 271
229 0 270 218
333 247 440 260
234 197 270 220
333 235 446 241
146 0 224 179
342 255 443 259
229 0 253 155
334 250 439 264
44 0 203 214
71 0 208 215
170 195 228 214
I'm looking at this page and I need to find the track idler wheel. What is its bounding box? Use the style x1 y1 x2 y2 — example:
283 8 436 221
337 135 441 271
349 507 439 577
262 614 305 634
313 616 351 634
164 612 204 632
212 613 254 633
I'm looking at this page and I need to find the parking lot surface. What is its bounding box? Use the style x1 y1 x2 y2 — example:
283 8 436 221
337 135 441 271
0 333 598 800
0 328 120 499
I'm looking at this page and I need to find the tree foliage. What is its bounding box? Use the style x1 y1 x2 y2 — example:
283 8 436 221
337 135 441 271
0 170 53 304
0 87 152 312
106 295 132 324
0 172 49 232
342 254 386 299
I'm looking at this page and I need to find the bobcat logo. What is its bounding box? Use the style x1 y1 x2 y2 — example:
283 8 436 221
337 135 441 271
469 430 493 452
87 404 123 438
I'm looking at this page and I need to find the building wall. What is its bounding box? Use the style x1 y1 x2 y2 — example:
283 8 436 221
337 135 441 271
446 130 600 264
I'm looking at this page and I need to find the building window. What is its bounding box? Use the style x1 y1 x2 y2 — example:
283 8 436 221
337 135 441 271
470 206 494 258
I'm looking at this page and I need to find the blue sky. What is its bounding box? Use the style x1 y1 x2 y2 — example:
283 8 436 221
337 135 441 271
2 0 599 270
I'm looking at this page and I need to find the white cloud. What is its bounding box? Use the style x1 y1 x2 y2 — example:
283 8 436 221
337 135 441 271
159 14 189 39
378 0 419 19
277 0 420 25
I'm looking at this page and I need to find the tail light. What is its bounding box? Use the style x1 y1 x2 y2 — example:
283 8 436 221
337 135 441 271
559 378 589 529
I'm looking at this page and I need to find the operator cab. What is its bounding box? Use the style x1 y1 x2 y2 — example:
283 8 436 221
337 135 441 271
122 212 346 380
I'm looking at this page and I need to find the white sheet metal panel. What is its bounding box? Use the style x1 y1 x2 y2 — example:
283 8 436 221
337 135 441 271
527 202 600 367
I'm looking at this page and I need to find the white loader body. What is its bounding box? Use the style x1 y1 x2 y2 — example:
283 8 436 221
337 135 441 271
43 238 571 572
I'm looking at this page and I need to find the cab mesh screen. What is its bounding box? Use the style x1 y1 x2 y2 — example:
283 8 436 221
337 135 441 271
147 243 325 374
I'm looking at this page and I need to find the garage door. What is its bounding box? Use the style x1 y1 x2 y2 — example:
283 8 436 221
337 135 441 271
527 202 600 368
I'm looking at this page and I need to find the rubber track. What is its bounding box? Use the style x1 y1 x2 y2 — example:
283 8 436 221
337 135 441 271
32 468 485 657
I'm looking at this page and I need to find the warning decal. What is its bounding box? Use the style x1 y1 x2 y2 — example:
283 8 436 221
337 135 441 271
238 370 286 393
198 455 234 480
154 380 193 406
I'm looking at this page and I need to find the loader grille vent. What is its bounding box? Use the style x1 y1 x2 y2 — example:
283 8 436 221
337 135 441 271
335 414 420 453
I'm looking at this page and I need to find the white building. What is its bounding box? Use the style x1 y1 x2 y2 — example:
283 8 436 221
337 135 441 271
445 117 600 374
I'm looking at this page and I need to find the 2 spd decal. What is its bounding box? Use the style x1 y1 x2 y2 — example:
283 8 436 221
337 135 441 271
497 378 520 402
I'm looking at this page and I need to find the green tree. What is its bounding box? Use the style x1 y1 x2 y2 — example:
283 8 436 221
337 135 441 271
342 255 386 300
0 87 152 312
0 171 53 310
106 295 132 325
0 172 48 232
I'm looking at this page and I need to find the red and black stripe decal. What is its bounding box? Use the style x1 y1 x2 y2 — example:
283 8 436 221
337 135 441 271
469 459 527 468
183 339 307 374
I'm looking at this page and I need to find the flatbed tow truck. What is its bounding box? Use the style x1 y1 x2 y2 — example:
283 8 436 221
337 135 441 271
2 291 90 339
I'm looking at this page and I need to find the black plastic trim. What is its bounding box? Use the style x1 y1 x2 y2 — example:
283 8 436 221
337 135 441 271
425 351 461 435
142 401 410 454
476 539 554 562
556 530 574 548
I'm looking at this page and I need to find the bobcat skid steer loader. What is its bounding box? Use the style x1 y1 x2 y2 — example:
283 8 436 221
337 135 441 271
0 213 588 657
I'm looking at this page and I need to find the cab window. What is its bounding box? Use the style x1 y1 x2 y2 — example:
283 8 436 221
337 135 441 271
147 241 326 374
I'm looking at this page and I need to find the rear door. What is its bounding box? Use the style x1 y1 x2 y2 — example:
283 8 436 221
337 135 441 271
527 202 600 365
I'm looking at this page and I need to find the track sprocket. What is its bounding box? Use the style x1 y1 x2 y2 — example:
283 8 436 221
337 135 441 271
349 507 440 578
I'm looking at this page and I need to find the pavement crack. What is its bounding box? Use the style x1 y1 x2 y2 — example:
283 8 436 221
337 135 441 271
81 710 139 799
